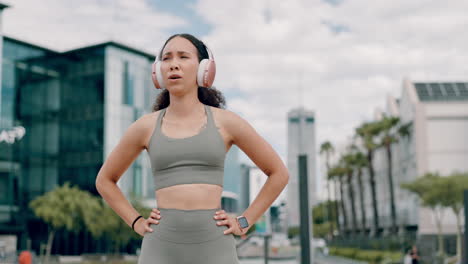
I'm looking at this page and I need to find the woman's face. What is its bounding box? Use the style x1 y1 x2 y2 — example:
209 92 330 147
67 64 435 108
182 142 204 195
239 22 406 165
160 36 200 94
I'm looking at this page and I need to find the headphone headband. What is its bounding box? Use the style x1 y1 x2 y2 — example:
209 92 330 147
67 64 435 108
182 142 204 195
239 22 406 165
151 39 216 89
154 43 214 63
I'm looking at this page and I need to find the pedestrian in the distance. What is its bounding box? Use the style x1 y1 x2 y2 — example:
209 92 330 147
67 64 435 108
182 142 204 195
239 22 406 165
403 247 412 264
410 245 420 264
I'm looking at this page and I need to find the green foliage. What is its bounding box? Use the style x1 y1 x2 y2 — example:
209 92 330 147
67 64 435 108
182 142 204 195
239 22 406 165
330 247 403 264
29 182 104 262
313 221 333 238
312 201 338 238
29 183 155 254
440 172 468 212
401 171 468 259
400 172 442 208
327 164 347 181
97 195 152 253
401 171 468 212
377 116 401 147
313 200 338 224
355 121 381 151
29 182 102 233
287 226 300 238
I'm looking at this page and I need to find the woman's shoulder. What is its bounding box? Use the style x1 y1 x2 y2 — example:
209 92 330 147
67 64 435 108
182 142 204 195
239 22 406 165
208 106 251 133
133 110 164 148
209 106 243 125
139 110 163 127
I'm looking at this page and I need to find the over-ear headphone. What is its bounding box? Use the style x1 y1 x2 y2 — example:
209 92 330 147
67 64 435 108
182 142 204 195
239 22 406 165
151 42 216 89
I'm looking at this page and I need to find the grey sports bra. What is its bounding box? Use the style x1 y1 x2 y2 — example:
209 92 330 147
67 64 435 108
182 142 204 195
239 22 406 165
147 104 226 191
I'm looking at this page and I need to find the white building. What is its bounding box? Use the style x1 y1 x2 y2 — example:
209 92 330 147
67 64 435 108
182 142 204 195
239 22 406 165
399 80 468 234
286 107 317 228
342 79 468 244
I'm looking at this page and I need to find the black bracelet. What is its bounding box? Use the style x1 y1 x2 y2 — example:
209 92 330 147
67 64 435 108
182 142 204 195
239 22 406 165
132 215 143 230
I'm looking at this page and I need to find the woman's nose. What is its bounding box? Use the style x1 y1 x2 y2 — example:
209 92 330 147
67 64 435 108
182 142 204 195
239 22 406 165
170 62 179 71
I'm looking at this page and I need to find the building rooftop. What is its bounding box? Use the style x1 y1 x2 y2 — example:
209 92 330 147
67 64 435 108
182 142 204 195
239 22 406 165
414 82 468 102
4 35 155 60
0 2 9 10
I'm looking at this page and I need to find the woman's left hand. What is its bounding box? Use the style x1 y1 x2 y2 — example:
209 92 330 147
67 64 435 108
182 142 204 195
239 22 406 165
213 210 248 239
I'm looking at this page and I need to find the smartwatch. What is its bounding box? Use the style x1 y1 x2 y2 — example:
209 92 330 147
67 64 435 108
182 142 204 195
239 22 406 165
236 215 249 229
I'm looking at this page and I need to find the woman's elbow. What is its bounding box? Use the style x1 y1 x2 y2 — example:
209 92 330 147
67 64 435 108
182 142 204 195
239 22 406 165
95 175 103 194
95 174 111 194
282 171 290 185
276 168 289 185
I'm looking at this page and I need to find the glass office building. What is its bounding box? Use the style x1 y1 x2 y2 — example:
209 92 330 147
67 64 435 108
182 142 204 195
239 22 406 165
1 36 158 254
1 36 56 246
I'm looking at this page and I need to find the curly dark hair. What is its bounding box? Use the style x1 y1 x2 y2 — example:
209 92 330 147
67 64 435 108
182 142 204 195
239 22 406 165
152 33 226 111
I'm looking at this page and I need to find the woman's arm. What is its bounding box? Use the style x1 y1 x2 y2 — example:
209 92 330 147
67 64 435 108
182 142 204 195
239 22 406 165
224 110 289 229
95 114 155 235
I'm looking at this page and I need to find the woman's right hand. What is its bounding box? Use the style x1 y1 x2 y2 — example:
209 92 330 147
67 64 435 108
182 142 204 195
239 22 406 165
134 208 162 236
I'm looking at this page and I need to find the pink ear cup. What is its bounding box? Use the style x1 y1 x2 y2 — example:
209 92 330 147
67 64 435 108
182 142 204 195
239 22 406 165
152 45 216 89
197 59 216 88
151 62 161 89
152 61 164 89
204 60 216 88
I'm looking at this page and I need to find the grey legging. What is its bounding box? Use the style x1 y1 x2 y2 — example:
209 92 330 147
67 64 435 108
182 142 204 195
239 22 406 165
138 207 240 264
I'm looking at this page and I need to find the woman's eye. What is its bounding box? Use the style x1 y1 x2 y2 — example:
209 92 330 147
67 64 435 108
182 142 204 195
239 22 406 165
181 56 188 59
162 57 168 61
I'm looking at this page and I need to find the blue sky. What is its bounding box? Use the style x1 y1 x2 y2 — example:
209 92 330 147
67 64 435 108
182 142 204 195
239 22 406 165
148 0 213 37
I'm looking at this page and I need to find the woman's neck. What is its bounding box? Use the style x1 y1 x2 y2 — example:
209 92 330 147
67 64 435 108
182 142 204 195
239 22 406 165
166 90 204 120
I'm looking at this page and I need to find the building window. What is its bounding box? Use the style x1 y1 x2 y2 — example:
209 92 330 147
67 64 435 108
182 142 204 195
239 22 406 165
122 61 134 106
289 117 299 123
306 117 314 123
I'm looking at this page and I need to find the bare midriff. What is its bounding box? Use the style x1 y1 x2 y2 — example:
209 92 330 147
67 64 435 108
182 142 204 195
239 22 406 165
155 183 223 210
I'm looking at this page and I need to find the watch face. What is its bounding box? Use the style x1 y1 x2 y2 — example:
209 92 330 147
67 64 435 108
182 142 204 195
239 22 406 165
238 216 249 228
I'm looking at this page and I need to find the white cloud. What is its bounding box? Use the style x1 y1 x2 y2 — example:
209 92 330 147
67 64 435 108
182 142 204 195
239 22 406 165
4 0 468 183
191 0 468 168
3 0 187 52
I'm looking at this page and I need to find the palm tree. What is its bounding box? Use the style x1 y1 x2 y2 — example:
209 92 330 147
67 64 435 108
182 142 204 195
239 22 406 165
342 153 358 236
353 150 369 235
328 163 348 235
320 141 335 238
328 169 342 235
356 121 381 236
377 115 413 234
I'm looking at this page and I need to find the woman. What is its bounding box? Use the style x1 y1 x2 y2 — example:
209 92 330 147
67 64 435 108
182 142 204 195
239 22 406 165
410 245 420 264
95 33 289 264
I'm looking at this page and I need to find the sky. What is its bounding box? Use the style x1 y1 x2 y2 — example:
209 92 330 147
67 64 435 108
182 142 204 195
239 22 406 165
4 0 468 200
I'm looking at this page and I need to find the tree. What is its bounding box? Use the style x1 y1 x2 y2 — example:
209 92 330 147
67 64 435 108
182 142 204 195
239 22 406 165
356 121 381 236
342 153 358 236
320 141 335 238
99 195 151 253
313 201 338 238
377 115 412 234
439 172 468 261
328 164 348 235
401 172 468 260
401 173 445 257
350 149 368 235
29 182 102 263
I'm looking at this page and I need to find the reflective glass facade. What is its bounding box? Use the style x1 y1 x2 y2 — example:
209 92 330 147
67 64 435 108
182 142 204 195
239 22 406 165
0 37 54 235
1 37 157 254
